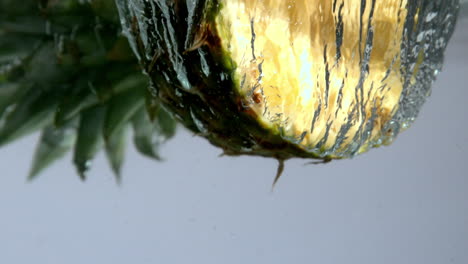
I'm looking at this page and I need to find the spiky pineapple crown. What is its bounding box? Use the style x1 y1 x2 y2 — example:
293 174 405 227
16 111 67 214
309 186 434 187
0 0 177 181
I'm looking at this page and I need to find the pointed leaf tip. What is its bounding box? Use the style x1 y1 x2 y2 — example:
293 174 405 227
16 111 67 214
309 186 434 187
105 125 127 183
271 159 285 190
73 105 106 179
131 106 163 160
28 124 77 180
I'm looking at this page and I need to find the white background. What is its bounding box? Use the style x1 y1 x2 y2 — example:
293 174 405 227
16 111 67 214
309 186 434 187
0 11 467 264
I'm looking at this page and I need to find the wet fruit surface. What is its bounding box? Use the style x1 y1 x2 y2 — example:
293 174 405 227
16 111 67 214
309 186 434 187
117 0 459 160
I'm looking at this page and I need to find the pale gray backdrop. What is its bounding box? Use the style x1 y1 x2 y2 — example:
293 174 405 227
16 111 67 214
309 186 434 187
0 10 467 264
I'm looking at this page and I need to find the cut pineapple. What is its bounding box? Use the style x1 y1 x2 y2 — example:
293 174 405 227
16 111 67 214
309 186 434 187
119 0 458 161
0 0 460 180
217 0 408 156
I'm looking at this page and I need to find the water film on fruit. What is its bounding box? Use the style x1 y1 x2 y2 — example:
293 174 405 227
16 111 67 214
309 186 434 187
116 0 459 160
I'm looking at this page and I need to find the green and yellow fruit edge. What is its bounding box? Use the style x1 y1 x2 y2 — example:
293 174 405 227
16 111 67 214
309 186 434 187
118 0 334 163
118 0 459 162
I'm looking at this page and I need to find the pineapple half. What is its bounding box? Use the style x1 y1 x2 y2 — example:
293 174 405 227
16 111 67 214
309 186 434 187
0 0 460 180
0 0 177 180
117 0 458 161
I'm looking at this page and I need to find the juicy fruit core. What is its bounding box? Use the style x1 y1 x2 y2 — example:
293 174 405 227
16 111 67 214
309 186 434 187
216 0 408 157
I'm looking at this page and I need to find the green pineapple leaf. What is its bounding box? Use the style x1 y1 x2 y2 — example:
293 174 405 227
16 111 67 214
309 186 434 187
105 125 128 183
154 106 177 140
0 0 178 180
73 105 106 180
103 83 145 140
54 78 100 127
0 82 24 117
131 104 177 160
132 106 161 160
0 87 57 147
29 123 77 180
